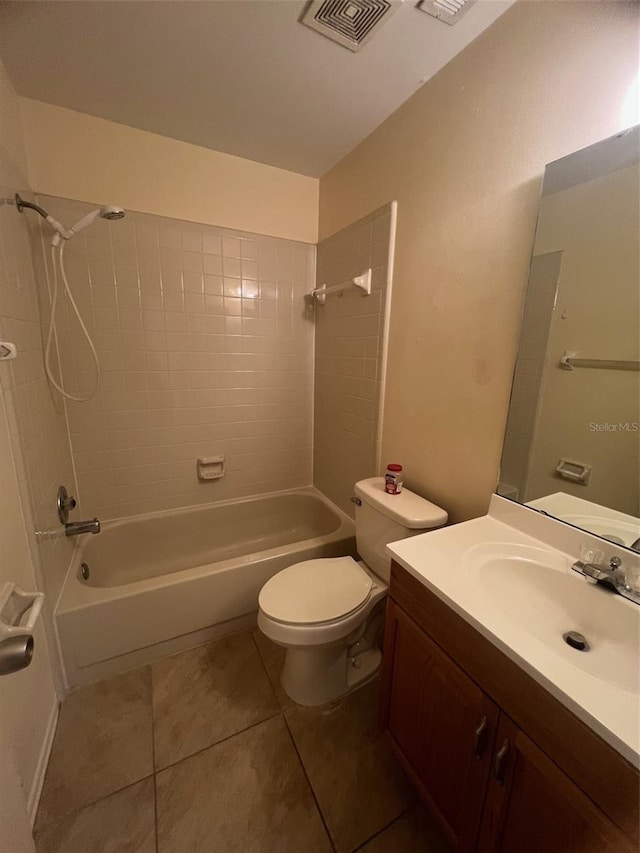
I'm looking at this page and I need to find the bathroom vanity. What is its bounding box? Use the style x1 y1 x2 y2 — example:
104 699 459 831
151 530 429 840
380 498 640 852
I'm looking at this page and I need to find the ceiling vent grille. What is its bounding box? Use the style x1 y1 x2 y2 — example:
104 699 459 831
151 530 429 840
418 0 477 26
301 0 403 52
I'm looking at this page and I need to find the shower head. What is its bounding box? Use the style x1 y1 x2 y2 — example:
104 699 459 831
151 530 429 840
68 205 126 236
99 206 125 221
16 193 126 245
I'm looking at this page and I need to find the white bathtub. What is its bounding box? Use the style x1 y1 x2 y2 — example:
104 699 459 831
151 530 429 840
56 488 355 687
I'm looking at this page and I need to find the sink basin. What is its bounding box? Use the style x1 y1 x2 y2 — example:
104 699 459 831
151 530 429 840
464 542 640 694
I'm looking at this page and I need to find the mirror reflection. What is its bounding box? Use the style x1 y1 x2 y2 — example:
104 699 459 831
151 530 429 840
499 126 640 551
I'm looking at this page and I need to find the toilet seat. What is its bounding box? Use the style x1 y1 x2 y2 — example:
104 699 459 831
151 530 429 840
258 556 373 626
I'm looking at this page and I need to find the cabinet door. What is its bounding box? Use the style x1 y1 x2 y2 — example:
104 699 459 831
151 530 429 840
479 715 634 853
382 601 499 851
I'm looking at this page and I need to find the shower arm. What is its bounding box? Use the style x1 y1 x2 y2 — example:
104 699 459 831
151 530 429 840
15 193 74 240
14 193 49 219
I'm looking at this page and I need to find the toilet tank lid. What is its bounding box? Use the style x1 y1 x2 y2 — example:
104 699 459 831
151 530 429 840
354 477 447 529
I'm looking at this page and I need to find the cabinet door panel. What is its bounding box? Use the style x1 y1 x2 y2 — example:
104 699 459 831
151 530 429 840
480 716 634 853
385 602 498 851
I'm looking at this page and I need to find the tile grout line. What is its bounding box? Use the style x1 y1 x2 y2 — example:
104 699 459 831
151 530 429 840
349 807 412 852
281 712 338 853
149 664 160 853
150 631 281 774
154 709 282 774
39 662 157 840
251 630 339 848
34 774 157 838
153 773 159 853
249 629 282 708
251 629 337 847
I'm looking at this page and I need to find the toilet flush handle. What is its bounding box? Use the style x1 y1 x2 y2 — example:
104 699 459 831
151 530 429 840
351 497 362 507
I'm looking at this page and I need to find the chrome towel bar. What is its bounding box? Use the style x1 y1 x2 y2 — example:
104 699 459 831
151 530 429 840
560 351 640 372
307 269 371 304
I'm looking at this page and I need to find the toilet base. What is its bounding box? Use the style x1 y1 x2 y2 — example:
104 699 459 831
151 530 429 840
281 640 382 706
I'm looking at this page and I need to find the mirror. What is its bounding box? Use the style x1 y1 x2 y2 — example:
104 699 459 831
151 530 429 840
499 126 640 552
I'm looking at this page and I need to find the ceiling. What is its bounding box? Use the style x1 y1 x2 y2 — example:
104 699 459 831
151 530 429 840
0 0 515 177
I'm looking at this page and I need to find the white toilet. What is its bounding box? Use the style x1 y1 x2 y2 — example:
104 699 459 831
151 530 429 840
258 477 447 706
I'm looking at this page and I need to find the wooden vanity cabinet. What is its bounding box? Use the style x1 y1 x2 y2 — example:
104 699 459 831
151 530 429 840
478 716 632 853
380 561 639 853
385 602 499 849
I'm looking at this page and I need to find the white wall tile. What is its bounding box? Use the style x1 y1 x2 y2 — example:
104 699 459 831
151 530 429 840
36 196 315 519
313 205 392 517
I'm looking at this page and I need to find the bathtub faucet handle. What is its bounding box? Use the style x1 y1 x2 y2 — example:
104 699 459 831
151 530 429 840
57 485 77 525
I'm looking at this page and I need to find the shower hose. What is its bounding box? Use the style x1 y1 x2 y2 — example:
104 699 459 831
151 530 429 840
44 242 101 403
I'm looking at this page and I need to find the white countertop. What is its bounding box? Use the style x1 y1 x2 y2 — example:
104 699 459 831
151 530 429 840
387 496 640 767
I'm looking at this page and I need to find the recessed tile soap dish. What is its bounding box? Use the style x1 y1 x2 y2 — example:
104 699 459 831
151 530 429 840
197 455 225 481
0 583 45 641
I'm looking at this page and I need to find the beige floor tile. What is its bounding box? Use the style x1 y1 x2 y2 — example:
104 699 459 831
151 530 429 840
285 679 415 853
156 714 332 853
36 667 153 830
357 806 451 852
152 632 279 768
34 778 156 853
252 628 295 711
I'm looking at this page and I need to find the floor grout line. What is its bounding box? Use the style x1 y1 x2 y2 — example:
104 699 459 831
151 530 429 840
149 665 159 853
349 807 411 852
153 709 282 775
282 712 338 853
249 628 283 708
153 773 159 853
150 630 281 774
40 630 432 852
33 774 156 839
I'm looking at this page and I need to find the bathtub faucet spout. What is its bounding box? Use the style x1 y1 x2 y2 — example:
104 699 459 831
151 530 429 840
65 518 101 537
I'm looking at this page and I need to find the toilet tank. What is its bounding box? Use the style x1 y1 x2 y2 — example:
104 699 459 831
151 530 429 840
353 477 447 582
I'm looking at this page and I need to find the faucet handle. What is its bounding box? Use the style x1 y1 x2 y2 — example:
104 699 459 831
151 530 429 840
57 485 77 525
579 545 604 565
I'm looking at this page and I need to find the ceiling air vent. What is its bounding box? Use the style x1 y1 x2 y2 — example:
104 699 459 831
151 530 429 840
301 0 403 52
418 0 477 26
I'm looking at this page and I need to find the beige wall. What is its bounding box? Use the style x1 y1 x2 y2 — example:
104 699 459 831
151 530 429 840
319 0 639 523
314 204 394 517
20 98 319 244
39 195 315 521
0 54 61 827
526 164 640 515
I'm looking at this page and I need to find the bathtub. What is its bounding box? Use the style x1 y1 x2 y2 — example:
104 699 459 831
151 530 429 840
56 488 356 687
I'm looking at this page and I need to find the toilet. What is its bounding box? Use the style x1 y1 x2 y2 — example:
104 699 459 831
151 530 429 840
258 477 447 706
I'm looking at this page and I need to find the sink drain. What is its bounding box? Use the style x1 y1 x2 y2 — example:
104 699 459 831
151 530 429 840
563 630 589 652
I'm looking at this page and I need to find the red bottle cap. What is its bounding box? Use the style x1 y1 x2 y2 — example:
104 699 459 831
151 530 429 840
386 464 402 472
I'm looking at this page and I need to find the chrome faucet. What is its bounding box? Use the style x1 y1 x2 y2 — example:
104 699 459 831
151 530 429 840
65 518 100 537
571 555 640 605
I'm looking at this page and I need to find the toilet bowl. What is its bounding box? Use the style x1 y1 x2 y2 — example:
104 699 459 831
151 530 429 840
258 477 447 706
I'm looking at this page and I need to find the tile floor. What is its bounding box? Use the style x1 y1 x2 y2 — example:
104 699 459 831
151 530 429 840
35 630 449 853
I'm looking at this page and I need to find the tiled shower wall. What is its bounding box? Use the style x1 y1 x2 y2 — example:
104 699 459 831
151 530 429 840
38 195 315 520
313 204 394 517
